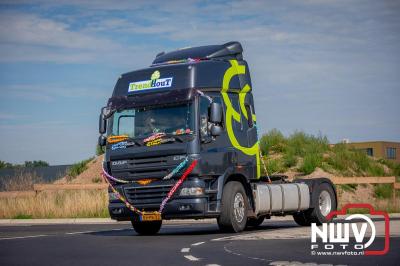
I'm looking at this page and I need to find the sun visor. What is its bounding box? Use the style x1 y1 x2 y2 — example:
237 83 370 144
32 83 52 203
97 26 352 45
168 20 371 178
107 88 196 110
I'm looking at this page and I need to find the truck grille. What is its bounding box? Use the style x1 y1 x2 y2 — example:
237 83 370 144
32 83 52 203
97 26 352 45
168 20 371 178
110 155 186 181
124 184 173 209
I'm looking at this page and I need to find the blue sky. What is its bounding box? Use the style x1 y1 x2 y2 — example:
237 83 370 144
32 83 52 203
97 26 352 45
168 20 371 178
0 0 399 165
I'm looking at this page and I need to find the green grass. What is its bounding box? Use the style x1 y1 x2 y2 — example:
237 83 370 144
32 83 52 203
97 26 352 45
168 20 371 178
299 153 323 174
259 129 399 177
339 184 358 192
262 157 284 175
374 184 393 199
259 129 286 155
67 157 94 178
283 151 297 168
13 214 33 219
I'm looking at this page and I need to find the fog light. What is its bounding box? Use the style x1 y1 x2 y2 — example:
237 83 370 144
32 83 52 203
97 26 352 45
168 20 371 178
111 208 122 214
180 187 204 196
108 192 119 201
179 204 192 211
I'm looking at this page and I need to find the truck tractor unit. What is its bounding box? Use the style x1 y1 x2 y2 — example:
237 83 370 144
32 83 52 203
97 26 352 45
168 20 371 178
98 41 337 235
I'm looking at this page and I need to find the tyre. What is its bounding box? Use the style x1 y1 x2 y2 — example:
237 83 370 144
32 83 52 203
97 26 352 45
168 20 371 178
293 182 336 226
246 215 265 228
217 181 248 233
131 220 162 235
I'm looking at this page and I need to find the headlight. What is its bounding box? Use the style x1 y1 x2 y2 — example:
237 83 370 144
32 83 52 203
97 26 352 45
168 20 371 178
108 192 120 201
179 187 204 196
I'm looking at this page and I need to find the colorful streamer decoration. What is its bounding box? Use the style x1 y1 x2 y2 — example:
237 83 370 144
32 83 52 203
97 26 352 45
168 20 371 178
163 157 189 180
102 171 142 215
101 159 198 218
102 157 189 184
107 135 129 144
159 160 198 213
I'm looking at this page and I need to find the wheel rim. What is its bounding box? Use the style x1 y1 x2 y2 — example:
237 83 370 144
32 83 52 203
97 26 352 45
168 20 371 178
233 192 245 223
319 190 332 217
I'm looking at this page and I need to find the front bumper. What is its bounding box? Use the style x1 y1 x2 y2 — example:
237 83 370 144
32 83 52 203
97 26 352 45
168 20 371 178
109 197 219 221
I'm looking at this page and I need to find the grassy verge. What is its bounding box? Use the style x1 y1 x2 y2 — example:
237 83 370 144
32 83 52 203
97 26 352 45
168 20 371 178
259 129 400 177
0 190 109 219
66 157 94 182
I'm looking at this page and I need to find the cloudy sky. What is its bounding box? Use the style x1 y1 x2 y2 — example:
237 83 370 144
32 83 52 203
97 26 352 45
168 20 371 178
0 0 399 165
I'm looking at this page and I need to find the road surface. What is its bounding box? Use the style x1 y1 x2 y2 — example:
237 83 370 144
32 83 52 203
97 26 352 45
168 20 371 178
0 217 398 266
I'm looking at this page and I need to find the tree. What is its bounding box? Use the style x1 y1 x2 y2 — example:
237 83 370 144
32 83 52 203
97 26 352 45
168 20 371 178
24 160 49 167
0 160 13 169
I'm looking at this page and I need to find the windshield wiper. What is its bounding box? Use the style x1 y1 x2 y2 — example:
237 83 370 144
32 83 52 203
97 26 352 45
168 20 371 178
125 138 142 147
163 133 184 143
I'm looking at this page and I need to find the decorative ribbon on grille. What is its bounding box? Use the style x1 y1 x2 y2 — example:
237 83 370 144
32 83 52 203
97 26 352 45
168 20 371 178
159 160 198 213
101 157 189 184
102 171 143 215
102 159 198 217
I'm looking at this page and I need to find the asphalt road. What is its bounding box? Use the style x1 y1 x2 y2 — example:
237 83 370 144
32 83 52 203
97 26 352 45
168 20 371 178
0 219 398 266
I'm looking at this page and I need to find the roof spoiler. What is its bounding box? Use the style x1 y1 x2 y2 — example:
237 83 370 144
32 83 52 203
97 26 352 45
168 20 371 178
152 41 243 65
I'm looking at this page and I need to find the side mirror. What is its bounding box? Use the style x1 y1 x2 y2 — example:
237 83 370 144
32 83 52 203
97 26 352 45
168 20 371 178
102 106 115 119
210 102 222 123
98 135 107 147
99 112 106 134
211 125 222 136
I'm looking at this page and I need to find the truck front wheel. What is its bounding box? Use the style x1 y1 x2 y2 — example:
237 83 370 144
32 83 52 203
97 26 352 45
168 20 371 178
217 181 248 233
131 220 162 235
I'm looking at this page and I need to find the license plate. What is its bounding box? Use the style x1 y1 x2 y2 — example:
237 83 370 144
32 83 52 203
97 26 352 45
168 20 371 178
140 212 161 221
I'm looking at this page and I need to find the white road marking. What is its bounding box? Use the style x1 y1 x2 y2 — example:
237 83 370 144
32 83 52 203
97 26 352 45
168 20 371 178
184 255 201 261
0 228 129 240
66 230 96 235
223 244 242 256
211 235 235 241
191 241 205 246
0 234 49 241
66 228 127 235
205 264 221 266
181 248 190 253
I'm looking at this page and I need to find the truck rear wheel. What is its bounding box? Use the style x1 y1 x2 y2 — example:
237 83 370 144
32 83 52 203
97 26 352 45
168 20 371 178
246 215 265 228
293 182 336 226
217 181 248 233
131 220 162 235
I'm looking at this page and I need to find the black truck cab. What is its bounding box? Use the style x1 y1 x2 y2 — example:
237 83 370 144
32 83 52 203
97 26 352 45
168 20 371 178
99 42 337 234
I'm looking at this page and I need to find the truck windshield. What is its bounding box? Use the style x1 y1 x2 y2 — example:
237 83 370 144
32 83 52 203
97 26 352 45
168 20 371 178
110 103 194 139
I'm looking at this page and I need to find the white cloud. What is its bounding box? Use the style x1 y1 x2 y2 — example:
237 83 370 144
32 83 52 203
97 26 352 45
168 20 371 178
0 84 110 102
0 12 117 50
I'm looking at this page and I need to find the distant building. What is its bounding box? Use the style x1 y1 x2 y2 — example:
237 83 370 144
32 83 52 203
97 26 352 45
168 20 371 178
347 141 400 163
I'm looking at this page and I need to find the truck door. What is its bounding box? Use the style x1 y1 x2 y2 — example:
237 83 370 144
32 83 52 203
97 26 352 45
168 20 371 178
199 94 233 176
244 94 258 147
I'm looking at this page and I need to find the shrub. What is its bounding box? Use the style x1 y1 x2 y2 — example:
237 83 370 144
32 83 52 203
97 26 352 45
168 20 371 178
374 184 393 199
259 129 286 155
299 153 323 174
262 158 284 175
286 131 329 157
283 151 297 168
67 157 93 178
